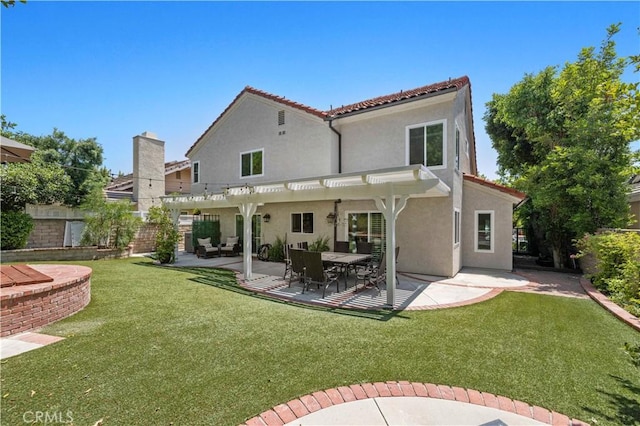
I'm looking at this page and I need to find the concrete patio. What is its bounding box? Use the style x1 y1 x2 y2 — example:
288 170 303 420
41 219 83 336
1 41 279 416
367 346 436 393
170 251 530 311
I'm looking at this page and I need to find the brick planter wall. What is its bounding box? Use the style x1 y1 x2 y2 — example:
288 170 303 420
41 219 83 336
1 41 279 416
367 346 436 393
0 247 126 263
0 265 92 337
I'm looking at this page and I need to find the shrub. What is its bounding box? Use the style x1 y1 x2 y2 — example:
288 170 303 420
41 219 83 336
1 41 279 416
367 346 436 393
147 205 181 264
0 210 34 250
577 231 640 315
81 191 142 249
309 235 330 252
268 235 286 262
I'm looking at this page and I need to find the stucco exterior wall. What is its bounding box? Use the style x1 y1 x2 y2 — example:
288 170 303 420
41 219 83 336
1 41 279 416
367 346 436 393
335 96 455 187
462 181 514 270
189 94 335 195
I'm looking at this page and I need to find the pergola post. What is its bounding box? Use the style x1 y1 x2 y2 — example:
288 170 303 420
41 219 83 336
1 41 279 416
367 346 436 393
238 202 258 279
374 189 408 308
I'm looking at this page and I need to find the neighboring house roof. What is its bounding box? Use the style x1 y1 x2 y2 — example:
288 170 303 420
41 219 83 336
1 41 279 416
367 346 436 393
0 135 36 163
185 76 473 158
463 174 526 202
106 159 191 192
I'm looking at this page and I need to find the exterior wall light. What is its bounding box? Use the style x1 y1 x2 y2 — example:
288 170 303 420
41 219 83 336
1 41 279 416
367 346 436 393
326 212 336 224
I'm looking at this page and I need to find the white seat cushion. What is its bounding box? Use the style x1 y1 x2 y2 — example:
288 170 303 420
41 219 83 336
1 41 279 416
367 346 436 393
197 237 211 246
226 237 239 246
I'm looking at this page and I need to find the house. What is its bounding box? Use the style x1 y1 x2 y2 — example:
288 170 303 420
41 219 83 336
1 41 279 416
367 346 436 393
163 76 525 304
0 135 35 163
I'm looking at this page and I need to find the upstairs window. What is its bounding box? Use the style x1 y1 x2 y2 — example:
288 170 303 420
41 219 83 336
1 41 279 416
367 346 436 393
278 110 285 126
192 161 200 184
407 120 445 168
240 149 263 178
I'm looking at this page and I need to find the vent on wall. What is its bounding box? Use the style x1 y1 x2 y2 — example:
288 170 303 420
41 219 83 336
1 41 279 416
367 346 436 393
278 110 285 126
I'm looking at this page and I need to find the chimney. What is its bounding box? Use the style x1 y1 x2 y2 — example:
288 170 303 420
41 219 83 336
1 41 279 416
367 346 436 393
133 132 165 212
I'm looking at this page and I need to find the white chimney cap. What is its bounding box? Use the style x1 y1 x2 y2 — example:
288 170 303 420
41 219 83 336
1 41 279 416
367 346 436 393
140 131 158 139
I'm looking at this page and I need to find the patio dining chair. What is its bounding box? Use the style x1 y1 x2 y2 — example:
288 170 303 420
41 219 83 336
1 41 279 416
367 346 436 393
302 250 339 298
288 248 306 288
334 241 350 253
355 252 386 292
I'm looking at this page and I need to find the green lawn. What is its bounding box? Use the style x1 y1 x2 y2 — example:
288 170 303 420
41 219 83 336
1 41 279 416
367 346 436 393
2 258 639 425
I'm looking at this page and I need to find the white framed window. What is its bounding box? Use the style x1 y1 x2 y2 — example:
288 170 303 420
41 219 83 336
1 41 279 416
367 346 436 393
474 210 494 253
455 126 460 171
240 149 264 178
406 119 446 169
454 208 461 246
192 161 200 184
291 212 313 234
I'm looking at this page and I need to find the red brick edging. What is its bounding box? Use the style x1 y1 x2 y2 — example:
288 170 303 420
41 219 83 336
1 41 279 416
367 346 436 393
580 277 640 332
241 381 588 426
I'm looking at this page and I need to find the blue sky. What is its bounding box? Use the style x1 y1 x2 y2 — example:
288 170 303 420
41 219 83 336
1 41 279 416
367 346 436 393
2 1 638 180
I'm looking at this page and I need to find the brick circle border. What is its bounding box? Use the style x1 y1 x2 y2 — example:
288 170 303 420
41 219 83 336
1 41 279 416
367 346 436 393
241 381 589 426
0 264 92 337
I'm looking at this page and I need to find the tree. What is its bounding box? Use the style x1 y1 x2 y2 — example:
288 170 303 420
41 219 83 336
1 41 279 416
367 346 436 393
0 157 71 212
1 0 27 8
484 24 639 268
2 124 109 207
80 189 142 249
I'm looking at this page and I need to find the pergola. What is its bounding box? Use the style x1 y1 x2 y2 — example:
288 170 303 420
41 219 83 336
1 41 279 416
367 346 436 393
161 164 450 307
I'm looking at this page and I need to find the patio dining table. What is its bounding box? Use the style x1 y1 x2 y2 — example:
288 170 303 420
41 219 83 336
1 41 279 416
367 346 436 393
321 251 372 291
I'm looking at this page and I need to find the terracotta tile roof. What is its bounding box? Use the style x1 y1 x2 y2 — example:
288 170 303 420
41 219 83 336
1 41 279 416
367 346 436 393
185 77 472 158
326 76 470 118
463 173 526 201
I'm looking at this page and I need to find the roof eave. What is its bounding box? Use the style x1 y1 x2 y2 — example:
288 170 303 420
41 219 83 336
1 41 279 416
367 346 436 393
325 87 459 121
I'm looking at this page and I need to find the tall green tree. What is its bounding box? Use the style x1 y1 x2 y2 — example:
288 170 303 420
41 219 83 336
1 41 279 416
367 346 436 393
485 24 639 268
2 123 109 207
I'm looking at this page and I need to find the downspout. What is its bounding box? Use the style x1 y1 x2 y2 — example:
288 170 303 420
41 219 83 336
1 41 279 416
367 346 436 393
328 119 342 174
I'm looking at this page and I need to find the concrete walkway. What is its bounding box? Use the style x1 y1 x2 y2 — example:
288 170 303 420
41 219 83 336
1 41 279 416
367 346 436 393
242 381 587 426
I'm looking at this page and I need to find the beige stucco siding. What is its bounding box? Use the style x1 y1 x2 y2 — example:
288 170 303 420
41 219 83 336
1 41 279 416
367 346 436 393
462 181 514 270
335 97 455 186
189 94 334 194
